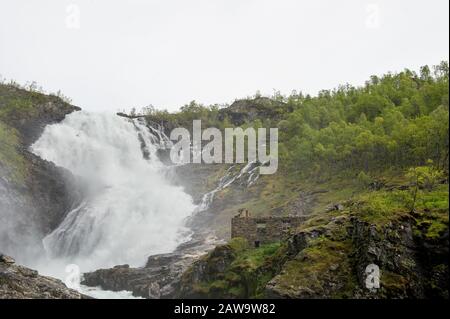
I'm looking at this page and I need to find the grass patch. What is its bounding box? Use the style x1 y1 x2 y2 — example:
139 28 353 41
233 241 282 270
0 94 36 121
353 183 448 231
355 190 411 225
0 121 27 183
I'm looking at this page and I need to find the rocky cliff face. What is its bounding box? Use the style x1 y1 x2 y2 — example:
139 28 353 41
266 213 449 299
178 201 449 299
0 85 82 250
0 254 87 299
0 85 81 146
218 97 287 126
82 233 222 298
0 84 83 297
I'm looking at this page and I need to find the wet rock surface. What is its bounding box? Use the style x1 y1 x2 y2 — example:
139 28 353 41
1 85 84 297
0 85 82 259
0 254 88 299
82 233 223 298
22 150 83 234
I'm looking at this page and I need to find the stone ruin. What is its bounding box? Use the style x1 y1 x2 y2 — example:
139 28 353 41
231 209 305 247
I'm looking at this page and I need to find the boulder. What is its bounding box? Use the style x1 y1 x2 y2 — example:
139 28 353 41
0 259 89 299
0 254 15 264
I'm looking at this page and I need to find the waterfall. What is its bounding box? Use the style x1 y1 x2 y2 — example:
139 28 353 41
30 111 195 272
195 161 261 213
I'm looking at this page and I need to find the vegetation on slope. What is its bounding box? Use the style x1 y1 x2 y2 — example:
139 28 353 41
142 61 448 177
168 62 449 299
178 237 288 298
0 82 78 183
0 122 26 183
181 172 448 298
1 61 448 298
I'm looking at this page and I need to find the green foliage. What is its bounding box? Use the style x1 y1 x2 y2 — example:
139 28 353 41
228 237 250 252
233 241 282 269
0 82 73 122
407 161 445 191
355 183 448 227
0 82 75 184
191 239 285 298
143 100 226 131
0 121 27 183
0 95 35 120
356 190 412 225
357 171 373 189
279 62 449 177
141 62 448 182
417 184 449 211
406 161 446 211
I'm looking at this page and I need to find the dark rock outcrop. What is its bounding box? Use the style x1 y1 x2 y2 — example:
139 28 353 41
21 150 82 234
82 255 189 299
266 213 449 299
351 214 449 298
175 205 448 299
218 97 287 126
0 84 82 265
176 243 236 299
0 85 81 147
0 254 88 299
82 234 222 298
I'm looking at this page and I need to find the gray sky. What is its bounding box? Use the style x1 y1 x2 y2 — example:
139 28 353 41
1 0 448 112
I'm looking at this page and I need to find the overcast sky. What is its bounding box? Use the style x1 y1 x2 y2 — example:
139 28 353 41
0 0 448 112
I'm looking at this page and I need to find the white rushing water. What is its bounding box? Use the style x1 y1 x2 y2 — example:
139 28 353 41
31 111 195 274
195 161 261 213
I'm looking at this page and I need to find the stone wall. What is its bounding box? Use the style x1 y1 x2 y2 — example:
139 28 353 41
231 216 305 245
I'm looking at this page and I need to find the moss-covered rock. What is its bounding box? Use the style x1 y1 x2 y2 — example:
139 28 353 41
218 97 287 126
267 185 448 299
178 182 448 299
0 84 80 146
0 83 82 260
178 238 286 298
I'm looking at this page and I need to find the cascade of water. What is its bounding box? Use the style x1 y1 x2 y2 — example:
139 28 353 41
195 161 261 213
31 111 195 271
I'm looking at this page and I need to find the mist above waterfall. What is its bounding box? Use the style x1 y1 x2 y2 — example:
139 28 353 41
0 178 43 263
30 111 195 273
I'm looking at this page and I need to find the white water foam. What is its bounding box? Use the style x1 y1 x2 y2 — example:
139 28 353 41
195 161 261 213
31 111 195 274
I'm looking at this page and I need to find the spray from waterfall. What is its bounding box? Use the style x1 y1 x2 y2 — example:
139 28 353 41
30 111 195 273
